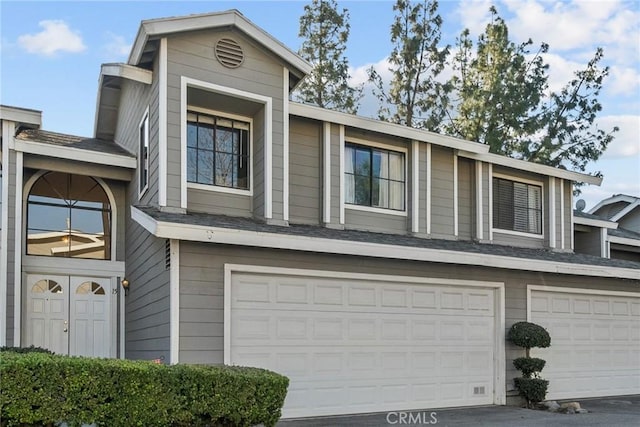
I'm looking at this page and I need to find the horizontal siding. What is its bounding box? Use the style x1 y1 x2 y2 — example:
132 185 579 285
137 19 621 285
458 157 473 240
167 30 285 214
178 242 639 396
344 209 407 234
431 146 454 237
289 118 321 225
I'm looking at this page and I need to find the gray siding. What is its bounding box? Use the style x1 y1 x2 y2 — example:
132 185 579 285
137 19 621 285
289 117 321 225
619 208 640 232
113 56 159 207
177 242 639 397
574 229 602 257
166 30 286 218
562 180 572 249
458 157 473 240
431 146 454 237
4 150 16 345
329 124 341 225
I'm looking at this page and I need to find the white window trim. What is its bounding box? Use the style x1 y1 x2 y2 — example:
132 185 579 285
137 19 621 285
411 140 419 233
184 106 254 197
181 77 272 216
344 136 409 215
323 122 331 224
491 172 545 238
339 125 345 225
138 106 150 199
549 177 556 249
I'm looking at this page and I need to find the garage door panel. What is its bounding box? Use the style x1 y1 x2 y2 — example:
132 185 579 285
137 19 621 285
231 272 498 417
531 289 640 400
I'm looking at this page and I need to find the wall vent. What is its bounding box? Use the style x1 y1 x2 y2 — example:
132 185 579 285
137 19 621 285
165 239 171 270
215 38 244 69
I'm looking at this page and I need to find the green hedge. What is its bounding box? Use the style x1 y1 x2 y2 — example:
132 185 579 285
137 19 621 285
0 352 288 427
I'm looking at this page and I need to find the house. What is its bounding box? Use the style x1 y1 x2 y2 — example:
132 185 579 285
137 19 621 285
574 194 640 263
1 10 638 419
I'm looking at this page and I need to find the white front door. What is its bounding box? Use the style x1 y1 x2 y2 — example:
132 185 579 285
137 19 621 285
26 275 111 357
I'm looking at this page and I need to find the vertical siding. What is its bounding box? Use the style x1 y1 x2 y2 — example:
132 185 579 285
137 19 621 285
289 117 321 225
458 157 473 240
166 30 285 215
431 146 454 237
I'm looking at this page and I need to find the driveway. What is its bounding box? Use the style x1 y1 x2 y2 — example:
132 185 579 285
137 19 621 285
277 395 640 426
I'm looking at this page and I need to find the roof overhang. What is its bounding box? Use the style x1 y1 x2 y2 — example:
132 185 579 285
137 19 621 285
14 139 137 169
128 9 311 79
611 200 640 222
0 105 42 128
132 207 640 280
94 63 153 141
290 102 490 154
573 216 618 229
588 194 639 215
458 150 603 185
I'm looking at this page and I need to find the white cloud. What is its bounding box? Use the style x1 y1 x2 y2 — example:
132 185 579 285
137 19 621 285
18 20 86 56
606 66 640 97
103 32 131 59
455 0 494 35
599 115 640 159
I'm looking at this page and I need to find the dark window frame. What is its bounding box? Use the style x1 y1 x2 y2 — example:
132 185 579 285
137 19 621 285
492 176 543 235
186 110 250 191
344 143 406 211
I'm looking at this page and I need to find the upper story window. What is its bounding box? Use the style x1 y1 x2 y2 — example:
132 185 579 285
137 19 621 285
493 177 542 235
187 110 250 191
27 172 111 260
138 108 149 197
345 143 405 211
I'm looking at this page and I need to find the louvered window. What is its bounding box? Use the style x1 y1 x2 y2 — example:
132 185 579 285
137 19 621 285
493 177 542 235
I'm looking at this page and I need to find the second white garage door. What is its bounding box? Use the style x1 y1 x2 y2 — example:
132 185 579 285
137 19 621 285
530 287 640 400
226 267 503 418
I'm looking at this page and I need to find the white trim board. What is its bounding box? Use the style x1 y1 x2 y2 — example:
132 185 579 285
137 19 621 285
100 63 153 85
412 140 419 234
608 235 640 247
323 122 331 224
13 139 136 169
223 263 507 407
169 239 180 364
282 67 290 223
158 37 168 207
131 206 640 280
13 151 23 345
588 194 639 215
573 215 618 229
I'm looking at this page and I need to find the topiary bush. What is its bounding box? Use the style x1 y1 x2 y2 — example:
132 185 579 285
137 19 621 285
0 352 289 427
513 357 546 378
508 322 551 357
508 321 552 408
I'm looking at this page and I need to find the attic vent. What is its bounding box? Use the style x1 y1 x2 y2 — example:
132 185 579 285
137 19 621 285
215 38 244 68
165 239 171 270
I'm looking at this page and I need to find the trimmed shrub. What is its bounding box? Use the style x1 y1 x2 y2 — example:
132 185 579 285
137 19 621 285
0 345 53 354
513 378 549 406
508 322 551 356
0 352 288 427
513 357 546 378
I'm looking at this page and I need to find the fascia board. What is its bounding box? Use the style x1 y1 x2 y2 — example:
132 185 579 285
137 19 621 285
458 150 602 185
14 139 136 169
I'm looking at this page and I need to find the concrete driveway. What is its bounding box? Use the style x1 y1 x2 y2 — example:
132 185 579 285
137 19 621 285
277 395 640 426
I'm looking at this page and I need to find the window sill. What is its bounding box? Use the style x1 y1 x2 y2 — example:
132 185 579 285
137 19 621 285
345 204 407 217
187 182 252 196
492 228 544 239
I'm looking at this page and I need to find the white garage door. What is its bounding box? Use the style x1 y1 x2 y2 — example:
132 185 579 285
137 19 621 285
228 270 500 418
530 288 640 400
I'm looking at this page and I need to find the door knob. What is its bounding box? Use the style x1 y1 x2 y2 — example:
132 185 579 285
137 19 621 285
63 320 68 333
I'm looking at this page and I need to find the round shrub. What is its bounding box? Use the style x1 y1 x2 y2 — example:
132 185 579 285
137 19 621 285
508 322 551 350
513 357 546 378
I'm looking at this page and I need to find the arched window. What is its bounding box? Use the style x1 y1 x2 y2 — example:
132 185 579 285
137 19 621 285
27 172 111 260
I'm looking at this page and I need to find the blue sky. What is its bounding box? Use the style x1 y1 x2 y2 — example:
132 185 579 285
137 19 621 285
1 0 638 209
